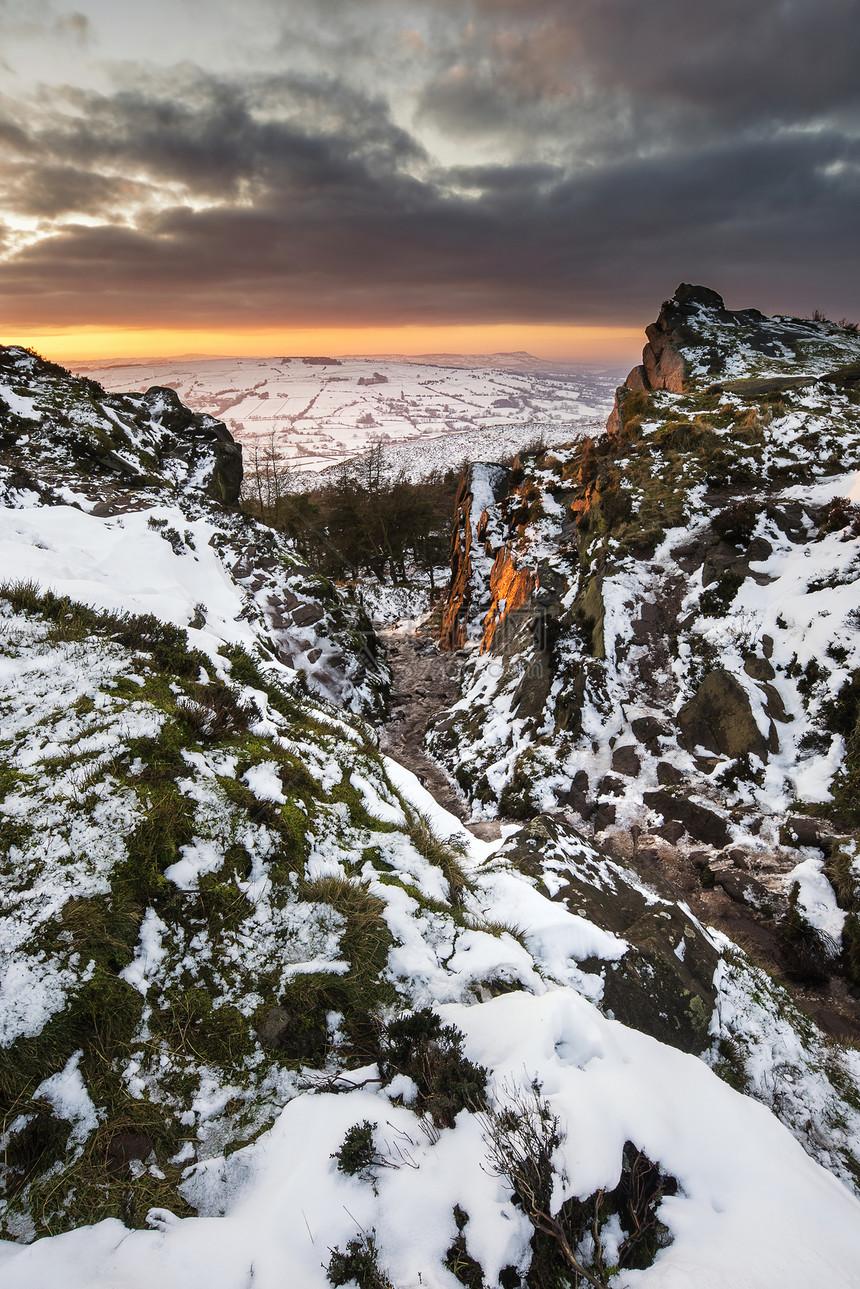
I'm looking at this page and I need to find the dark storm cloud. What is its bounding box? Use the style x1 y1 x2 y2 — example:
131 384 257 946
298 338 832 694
413 0 860 169
16 71 424 202
0 0 858 332
443 163 563 195
0 162 142 217
435 0 860 124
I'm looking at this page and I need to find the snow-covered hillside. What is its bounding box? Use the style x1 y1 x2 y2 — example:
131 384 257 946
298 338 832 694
2 334 860 1289
430 286 860 1111
312 416 605 488
74 355 620 475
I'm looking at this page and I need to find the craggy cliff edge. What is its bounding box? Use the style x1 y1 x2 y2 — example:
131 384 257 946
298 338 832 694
431 285 860 1037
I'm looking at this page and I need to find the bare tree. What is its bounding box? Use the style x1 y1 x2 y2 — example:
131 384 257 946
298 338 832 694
243 431 292 525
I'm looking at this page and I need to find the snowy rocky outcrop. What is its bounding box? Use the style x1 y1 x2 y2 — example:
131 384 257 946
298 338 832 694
2 333 860 1288
615 281 855 401
0 346 386 713
429 288 860 1038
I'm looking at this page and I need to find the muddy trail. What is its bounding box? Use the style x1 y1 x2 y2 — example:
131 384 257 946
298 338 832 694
378 628 501 839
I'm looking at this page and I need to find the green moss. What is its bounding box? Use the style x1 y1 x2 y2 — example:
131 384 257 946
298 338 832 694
711 1036 749 1093
619 389 650 428
0 758 18 801
328 769 397 833
152 987 254 1067
10 1092 194 1238
781 881 831 984
824 843 860 912
223 644 307 724
296 875 396 1055
0 582 208 680
215 774 312 884
196 872 254 932
652 419 718 452
0 969 150 1238
59 895 143 974
843 914 860 987
499 765 540 820
573 573 606 658
113 781 193 911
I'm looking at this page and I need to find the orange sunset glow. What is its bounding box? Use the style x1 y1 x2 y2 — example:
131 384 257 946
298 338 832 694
14 323 643 367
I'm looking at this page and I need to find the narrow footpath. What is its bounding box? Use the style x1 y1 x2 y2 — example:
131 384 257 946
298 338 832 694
377 627 469 820
377 627 504 842
379 625 509 841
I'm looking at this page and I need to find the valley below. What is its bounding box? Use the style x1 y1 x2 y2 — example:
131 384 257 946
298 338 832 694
75 353 619 480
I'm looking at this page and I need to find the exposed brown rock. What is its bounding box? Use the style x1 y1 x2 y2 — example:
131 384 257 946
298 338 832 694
140 384 244 504
481 548 536 653
625 364 650 391
607 384 648 438
677 668 770 760
643 332 688 393
643 789 731 847
438 471 475 651
744 655 776 681
632 716 669 744
713 868 779 913
438 465 512 651
503 816 719 1054
612 744 642 776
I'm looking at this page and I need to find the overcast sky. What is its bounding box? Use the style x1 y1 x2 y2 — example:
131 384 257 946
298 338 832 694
0 0 857 356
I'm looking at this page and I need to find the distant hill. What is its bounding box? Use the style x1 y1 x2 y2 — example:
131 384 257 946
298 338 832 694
338 350 602 372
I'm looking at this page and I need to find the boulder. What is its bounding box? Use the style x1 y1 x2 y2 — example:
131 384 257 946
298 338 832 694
141 385 243 504
554 770 591 817
599 774 626 797
643 789 731 847
744 655 776 682
655 818 686 844
625 364 649 391
677 669 769 760
502 816 719 1053
612 744 642 776
601 908 717 1053
438 464 510 651
632 716 669 745
207 437 243 504
714 869 779 914
636 283 725 394
785 815 839 854
607 385 648 438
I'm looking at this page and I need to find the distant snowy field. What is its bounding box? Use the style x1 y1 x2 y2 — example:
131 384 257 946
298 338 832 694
75 354 620 475
312 415 606 486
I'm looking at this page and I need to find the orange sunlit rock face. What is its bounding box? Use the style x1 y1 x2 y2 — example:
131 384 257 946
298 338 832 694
440 463 541 655
439 473 476 652
481 550 536 653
